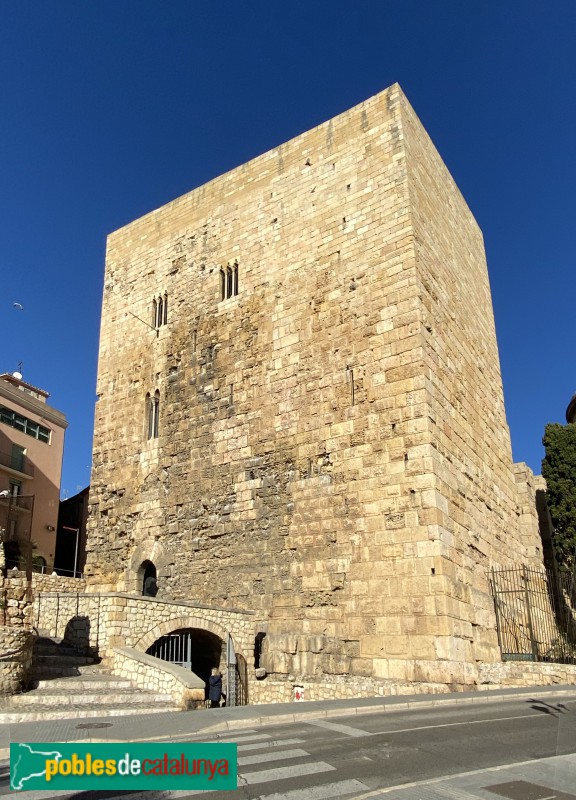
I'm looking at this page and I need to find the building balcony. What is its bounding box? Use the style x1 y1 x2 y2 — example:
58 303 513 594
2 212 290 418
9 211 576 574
0 450 35 478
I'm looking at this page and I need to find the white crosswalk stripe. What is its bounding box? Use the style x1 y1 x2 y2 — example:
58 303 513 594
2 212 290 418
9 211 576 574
305 719 373 737
238 737 305 751
238 747 310 766
210 732 272 744
240 760 336 785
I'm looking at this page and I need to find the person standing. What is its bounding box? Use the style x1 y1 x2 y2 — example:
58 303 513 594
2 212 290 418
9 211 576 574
208 668 222 708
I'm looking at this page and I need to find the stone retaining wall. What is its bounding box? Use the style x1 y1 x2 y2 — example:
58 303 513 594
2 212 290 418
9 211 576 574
251 660 576 704
107 647 205 708
34 591 255 658
34 590 257 693
478 660 576 688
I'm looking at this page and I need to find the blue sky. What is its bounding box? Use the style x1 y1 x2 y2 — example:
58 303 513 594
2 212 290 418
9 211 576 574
1 1 574 497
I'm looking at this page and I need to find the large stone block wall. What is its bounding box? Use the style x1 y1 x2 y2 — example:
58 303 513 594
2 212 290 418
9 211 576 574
514 465 545 564
397 96 544 669
85 84 544 695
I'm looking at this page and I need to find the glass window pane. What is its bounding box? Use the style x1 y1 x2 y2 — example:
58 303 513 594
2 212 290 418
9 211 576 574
13 415 26 431
38 427 50 443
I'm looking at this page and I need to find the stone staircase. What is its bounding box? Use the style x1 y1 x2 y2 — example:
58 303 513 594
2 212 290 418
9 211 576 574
0 636 182 723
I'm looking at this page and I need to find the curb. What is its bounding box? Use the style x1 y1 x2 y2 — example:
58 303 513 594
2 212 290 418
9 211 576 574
191 685 576 735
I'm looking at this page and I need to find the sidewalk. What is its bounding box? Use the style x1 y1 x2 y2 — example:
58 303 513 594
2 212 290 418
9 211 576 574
350 753 576 799
1 683 576 757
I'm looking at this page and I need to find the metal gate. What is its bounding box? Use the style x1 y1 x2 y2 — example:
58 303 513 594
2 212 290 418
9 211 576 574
225 633 248 706
490 565 576 663
147 632 192 669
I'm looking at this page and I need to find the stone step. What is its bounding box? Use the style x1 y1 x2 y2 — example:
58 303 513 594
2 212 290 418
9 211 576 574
33 674 135 691
16 635 184 724
33 643 80 657
29 663 106 679
33 654 96 666
0 703 182 724
12 689 174 707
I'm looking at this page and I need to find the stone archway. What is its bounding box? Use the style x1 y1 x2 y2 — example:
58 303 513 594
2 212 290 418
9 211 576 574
135 616 249 705
134 615 234 654
126 539 171 594
146 627 223 698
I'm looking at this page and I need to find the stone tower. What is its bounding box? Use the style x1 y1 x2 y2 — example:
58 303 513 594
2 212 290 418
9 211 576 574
86 84 542 699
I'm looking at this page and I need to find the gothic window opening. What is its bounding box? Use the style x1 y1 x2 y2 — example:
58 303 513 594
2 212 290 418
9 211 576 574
152 294 169 328
220 261 239 301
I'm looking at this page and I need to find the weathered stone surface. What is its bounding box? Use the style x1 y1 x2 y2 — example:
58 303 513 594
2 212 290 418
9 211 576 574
81 83 549 698
0 627 33 695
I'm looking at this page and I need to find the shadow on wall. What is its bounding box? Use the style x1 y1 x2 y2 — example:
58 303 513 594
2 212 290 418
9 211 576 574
63 615 94 657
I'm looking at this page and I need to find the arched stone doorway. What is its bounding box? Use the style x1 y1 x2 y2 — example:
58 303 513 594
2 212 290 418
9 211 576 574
145 626 248 705
146 627 223 701
140 560 157 596
126 540 169 595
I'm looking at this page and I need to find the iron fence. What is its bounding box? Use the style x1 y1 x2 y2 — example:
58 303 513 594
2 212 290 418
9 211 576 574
490 564 576 664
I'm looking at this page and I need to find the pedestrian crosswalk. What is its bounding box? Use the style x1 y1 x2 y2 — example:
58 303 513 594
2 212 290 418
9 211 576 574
218 727 369 796
0 726 371 800
219 727 369 797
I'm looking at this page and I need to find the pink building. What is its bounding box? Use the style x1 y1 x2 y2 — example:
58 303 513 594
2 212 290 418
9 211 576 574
0 372 67 570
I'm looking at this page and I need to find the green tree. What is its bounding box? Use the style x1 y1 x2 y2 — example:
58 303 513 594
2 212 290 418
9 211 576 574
542 423 576 570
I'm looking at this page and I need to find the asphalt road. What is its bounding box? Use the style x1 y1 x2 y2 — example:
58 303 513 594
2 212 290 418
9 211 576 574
1 695 575 799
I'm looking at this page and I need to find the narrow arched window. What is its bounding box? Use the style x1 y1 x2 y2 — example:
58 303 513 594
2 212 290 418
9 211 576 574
220 268 226 300
146 392 153 439
227 266 233 299
152 299 157 328
156 296 163 328
163 293 168 325
233 262 239 296
146 391 160 440
142 560 158 596
152 390 160 438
